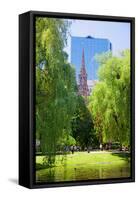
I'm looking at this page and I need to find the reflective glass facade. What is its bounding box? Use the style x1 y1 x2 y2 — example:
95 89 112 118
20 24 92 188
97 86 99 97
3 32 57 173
71 36 112 80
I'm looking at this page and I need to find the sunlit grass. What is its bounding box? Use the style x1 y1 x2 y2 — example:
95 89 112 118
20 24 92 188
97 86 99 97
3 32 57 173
36 151 130 183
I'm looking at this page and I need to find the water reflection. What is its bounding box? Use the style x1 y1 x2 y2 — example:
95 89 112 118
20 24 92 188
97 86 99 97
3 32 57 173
36 162 130 183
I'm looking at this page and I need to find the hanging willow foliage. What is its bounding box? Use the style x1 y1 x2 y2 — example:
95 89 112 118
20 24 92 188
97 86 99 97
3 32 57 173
36 18 77 165
89 50 131 147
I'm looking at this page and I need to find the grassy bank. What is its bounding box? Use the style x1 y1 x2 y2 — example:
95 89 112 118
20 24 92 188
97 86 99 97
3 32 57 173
36 151 130 183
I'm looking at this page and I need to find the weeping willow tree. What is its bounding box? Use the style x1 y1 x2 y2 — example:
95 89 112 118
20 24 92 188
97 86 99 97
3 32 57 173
36 17 77 165
89 50 131 147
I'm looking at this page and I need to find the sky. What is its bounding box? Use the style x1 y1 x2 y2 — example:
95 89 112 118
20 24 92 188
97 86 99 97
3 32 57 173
64 19 130 62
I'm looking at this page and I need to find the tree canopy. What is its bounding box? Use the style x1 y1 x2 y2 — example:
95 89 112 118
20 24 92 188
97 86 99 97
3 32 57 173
88 50 131 147
71 96 98 149
36 18 77 164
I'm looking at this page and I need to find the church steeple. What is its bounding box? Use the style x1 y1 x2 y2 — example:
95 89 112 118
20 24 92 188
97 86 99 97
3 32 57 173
81 48 85 68
78 48 89 97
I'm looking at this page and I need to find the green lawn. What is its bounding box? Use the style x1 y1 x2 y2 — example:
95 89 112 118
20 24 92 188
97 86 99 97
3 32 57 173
36 151 130 183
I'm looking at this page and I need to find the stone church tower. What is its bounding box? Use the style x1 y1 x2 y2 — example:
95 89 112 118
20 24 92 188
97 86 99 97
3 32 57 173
78 48 89 97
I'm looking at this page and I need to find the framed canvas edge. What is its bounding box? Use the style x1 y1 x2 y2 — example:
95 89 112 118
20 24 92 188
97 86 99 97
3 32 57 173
19 11 135 189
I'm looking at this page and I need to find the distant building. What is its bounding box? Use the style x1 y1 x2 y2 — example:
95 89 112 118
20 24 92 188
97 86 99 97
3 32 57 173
71 36 112 81
87 80 98 95
78 49 89 97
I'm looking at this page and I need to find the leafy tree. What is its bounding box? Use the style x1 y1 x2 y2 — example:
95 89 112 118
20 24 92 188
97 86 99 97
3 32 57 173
36 18 77 165
88 82 107 145
89 50 131 147
71 96 98 149
57 131 76 150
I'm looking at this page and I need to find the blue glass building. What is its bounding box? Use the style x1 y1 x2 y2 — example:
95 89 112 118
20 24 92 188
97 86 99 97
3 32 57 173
71 36 112 81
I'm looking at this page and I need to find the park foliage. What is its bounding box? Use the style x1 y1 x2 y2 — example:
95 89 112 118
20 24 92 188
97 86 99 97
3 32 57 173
88 50 130 147
35 17 131 166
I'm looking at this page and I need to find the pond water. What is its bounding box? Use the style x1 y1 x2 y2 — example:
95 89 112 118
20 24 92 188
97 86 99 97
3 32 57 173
36 155 130 183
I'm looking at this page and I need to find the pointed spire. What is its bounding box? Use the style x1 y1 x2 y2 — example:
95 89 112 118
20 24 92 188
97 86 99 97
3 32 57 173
81 48 85 69
78 48 89 97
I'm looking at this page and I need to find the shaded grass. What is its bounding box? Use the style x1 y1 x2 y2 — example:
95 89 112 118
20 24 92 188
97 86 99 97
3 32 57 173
111 152 130 162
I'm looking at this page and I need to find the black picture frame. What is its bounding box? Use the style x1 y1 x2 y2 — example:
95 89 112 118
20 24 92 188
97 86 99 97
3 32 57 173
19 10 135 189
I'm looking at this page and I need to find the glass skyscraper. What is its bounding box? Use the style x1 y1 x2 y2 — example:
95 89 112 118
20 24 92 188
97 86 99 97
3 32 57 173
71 36 112 81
